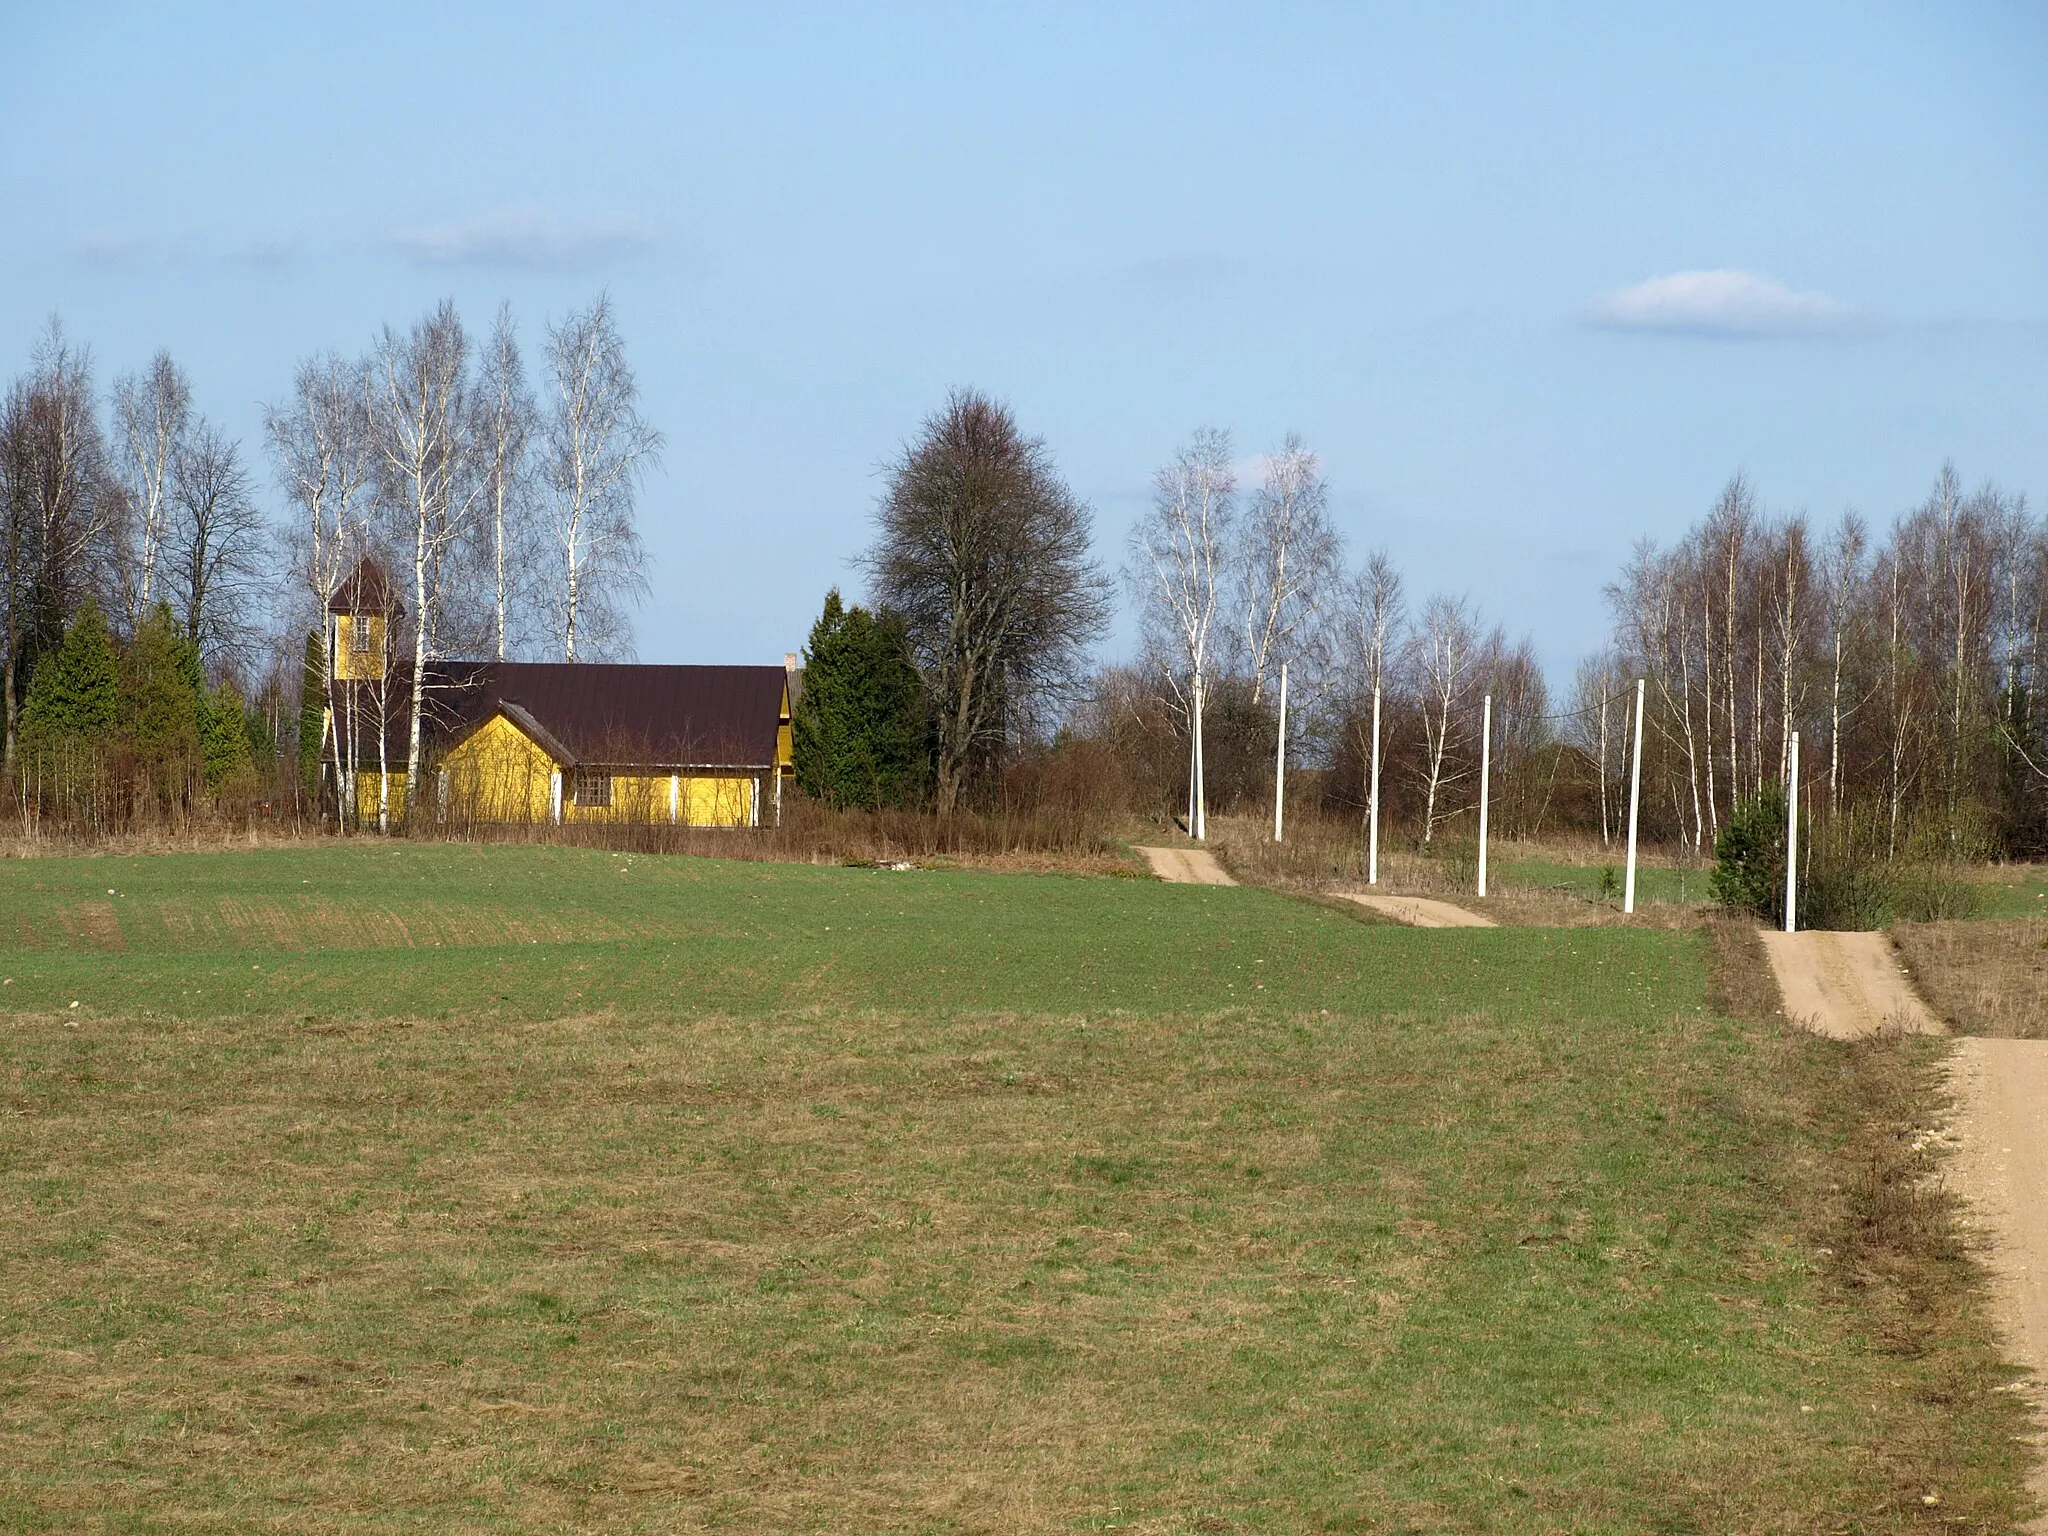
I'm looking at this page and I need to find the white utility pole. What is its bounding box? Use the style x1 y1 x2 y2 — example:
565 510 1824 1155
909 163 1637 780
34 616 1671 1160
1273 662 1288 843
1624 678 1645 914
1367 684 1382 886
1477 692 1492 897
1785 730 1800 934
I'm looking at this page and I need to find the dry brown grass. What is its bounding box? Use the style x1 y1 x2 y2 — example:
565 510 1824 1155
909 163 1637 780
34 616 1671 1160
0 824 327 860
432 796 1144 876
1702 916 1786 1023
1893 918 2048 1037
1698 916 2039 1527
1 847 2038 1530
1210 814 1711 930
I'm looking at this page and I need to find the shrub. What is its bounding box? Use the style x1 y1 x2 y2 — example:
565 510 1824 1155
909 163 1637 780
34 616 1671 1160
1716 794 1983 930
1710 788 1787 926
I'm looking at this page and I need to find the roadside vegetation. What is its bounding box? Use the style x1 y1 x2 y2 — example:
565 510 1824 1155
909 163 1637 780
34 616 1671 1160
1895 917 2048 1038
0 844 2033 1531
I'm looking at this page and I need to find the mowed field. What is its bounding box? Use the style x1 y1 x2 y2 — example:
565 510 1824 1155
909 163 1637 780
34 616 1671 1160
0 845 2028 1532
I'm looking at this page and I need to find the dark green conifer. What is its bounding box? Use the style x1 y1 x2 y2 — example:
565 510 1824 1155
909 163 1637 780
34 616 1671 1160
791 589 930 809
200 679 254 793
19 598 119 748
121 604 203 796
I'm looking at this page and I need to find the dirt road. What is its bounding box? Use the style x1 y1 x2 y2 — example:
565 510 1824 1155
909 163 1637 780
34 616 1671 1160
1946 1038 2048 1526
1134 847 1236 886
1763 927 2048 1522
1340 893 1496 928
1758 930 1940 1039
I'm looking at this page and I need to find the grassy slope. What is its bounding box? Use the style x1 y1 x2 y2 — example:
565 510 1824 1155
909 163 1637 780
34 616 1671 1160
1500 858 1706 908
0 845 2029 1533
1974 867 2048 920
0 843 1684 1023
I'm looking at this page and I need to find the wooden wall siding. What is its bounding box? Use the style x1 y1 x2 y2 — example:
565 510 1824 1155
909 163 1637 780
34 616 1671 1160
440 712 759 827
332 615 389 681
351 771 407 824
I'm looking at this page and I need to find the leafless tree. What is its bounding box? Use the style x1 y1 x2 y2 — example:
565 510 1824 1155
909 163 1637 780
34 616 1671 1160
869 389 1112 815
267 351 376 688
1569 650 1624 844
1338 547 1403 830
367 300 486 800
111 350 191 626
1341 547 1403 702
540 292 660 662
1128 428 1236 839
1405 592 1481 842
166 421 266 671
476 303 537 661
1765 514 1810 783
0 320 118 762
1235 433 1342 706
1817 510 1867 813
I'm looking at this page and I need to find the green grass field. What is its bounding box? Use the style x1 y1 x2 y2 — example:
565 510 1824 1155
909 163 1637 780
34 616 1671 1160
1500 858 1707 908
1974 865 2048 919
0 845 2027 1532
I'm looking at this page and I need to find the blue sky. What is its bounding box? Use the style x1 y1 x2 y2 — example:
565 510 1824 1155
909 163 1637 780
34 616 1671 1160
3 1 2043 681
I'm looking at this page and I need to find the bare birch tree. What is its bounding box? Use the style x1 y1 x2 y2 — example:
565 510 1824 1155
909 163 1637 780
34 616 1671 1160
111 351 191 625
476 303 536 661
367 300 485 806
267 352 375 680
1405 592 1480 842
1339 548 1403 829
1818 511 1867 813
1569 650 1624 844
540 292 660 662
1129 428 1236 840
1236 433 1342 705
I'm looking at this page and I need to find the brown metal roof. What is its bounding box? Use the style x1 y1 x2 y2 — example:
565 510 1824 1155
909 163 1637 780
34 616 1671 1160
329 557 396 616
330 661 787 770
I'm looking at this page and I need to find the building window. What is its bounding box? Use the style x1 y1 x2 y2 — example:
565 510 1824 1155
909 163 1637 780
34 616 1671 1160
574 770 612 808
350 615 371 653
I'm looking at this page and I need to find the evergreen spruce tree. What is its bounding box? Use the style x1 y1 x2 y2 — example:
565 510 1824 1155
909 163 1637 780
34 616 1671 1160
298 630 326 798
792 589 929 809
121 604 203 798
19 599 119 749
199 679 255 794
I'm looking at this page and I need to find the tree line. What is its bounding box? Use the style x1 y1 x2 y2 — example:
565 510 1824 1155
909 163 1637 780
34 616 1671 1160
798 397 2045 861
6 305 2041 857
793 394 1560 845
1592 467 2046 858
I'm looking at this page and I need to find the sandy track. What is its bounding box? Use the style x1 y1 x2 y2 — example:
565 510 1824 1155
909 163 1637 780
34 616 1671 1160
1758 930 1941 1039
1134 847 1236 886
1765 928 2048 1521
1340 894 1496 928
1945 1038 2048 1526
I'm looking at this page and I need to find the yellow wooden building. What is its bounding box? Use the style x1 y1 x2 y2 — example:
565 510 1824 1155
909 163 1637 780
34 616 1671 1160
321 561 793 828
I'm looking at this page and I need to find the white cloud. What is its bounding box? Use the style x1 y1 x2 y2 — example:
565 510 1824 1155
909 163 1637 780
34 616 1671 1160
389 207 658 269
1583 269 1862 337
